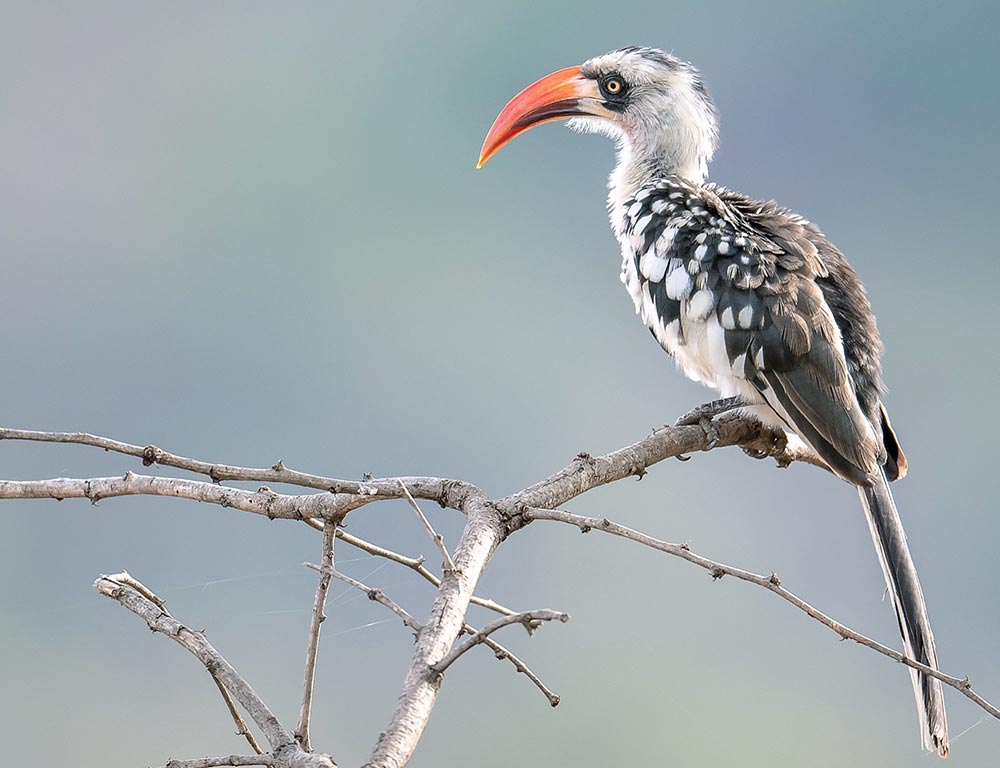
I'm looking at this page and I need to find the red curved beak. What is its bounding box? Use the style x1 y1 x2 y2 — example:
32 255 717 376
477 65 606 168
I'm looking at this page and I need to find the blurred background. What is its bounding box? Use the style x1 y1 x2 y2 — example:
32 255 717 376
1 2 998 766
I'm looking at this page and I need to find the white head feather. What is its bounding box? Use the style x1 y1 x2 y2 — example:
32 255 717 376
568 47 719 211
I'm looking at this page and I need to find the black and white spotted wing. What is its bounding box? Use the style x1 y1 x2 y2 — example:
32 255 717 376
618 177 885 485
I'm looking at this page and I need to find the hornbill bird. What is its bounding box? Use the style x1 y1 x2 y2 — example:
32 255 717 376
478 46 948 756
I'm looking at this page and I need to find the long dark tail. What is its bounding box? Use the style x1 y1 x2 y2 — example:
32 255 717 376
858 469 949 756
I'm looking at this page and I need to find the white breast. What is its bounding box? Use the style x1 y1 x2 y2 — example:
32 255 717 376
609 162 770 409
618 234 765 410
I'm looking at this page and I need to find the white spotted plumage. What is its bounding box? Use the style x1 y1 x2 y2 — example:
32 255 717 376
615 175 775 415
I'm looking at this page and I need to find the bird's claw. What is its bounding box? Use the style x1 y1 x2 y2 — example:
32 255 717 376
699 417 719 451
674 415 722 461
742 447 769 460
672 398 744 461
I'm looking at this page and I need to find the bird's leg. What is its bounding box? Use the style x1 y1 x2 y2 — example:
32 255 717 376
673 396 746 427
672 397 747 458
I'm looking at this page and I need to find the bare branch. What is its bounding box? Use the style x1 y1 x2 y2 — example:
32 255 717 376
295 522 337 752
108 569 165 606
0 473 341 521
5 417 990 764
0 427 479 513
365 493 503 768
332 527 516 617
0 417 813 529
211 674 264 755
165 757 273 768
304 562 422 635
523 506 1000 721
506 414 825 515
399 480 455 574
303 562 560 706
476 635 561 707
432 610 569 674
93 573 336 768
95 572 289 747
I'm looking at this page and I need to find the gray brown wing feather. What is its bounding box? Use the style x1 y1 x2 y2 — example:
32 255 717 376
714 187 887 482
745 303 884 484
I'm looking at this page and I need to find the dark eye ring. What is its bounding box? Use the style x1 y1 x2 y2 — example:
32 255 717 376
601 75 626 97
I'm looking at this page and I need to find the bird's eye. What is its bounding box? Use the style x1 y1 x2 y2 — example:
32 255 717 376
600 75 627 98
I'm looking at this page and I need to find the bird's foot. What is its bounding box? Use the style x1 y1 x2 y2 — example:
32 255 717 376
672 397 745 459
742 447 770 460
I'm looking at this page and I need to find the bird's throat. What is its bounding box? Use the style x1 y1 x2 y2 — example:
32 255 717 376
607 141 707 240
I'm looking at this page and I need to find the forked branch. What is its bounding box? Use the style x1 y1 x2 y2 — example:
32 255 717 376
521 506 1000 720
304 560 562 706
331 527 517 617
94 573 336 768
400 479 455 573
432 610 569 673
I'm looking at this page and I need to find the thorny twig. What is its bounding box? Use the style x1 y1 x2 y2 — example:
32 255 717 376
323 525 517 617
211 675 264 755
399 479 455 574
432 610 569 673
0 427 479 515
94 573 336 768
302 560 562 706
522 506 1000 721
295 521 337 751
164 757 274 768
304 562 422 635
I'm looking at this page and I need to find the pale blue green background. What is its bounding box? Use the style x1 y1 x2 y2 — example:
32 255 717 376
2 2 998 766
